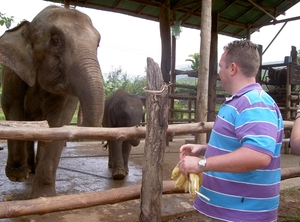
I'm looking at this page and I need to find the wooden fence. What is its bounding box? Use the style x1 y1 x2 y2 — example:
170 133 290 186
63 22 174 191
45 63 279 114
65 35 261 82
0 120 297 218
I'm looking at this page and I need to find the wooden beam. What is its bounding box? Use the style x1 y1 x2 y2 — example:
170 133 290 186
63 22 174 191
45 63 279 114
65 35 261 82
0 181 182 219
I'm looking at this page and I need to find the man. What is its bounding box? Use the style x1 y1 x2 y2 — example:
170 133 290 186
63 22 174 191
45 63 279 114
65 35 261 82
290 100 300 154
178 40 284 221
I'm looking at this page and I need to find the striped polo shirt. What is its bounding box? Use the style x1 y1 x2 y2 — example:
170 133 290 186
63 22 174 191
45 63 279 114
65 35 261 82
194 83 284 222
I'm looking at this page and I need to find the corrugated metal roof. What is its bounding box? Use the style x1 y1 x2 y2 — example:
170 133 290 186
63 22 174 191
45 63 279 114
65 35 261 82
45 0 300 38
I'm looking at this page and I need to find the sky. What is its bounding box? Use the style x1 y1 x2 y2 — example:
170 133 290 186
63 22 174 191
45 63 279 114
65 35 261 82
1 0 300 78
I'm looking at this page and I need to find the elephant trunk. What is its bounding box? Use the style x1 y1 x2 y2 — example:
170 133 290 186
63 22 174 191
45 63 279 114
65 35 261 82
130 139 140 147
70 56 104 127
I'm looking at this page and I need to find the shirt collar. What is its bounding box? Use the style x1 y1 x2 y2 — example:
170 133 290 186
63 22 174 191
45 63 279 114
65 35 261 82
225 83 262 102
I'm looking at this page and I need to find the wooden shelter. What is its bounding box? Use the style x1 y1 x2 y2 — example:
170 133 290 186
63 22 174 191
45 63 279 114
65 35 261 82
46 0 300 80
46 0 300 141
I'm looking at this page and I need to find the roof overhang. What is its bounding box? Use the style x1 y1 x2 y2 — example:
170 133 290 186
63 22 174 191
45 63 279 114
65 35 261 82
45 0 300 39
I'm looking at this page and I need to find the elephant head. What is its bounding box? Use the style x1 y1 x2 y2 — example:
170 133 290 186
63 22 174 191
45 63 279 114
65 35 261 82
0 6 104 198
0 5 104 126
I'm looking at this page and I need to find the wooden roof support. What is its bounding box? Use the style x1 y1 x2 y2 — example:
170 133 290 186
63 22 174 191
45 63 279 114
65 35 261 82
159 0 171 83
64 0 70 8
248 0 277 21
195 0 211 144
207 11 218 124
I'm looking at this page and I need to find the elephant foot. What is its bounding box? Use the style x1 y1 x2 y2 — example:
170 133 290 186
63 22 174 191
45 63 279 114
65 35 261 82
5 164 29 182
27 159 35 174
30 183 56 199
112 168 126 180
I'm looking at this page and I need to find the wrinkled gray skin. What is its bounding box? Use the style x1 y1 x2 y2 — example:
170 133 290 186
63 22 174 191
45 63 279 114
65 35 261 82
0 6 104 198
103 89 143 180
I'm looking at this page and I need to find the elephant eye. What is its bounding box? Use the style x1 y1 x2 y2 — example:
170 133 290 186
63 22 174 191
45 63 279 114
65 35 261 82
51 35 62 47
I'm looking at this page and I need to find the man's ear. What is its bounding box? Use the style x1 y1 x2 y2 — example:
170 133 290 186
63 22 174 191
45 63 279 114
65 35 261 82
230 62 238 75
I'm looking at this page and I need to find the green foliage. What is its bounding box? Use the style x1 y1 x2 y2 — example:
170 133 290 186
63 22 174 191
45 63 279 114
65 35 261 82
104 66 146 98
0 12 14 29
185 52 200 70
298 49 300 64
124 75 146 95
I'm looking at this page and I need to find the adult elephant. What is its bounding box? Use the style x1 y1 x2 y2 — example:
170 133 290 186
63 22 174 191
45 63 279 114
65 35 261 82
0 6 104 198
103 89 143 180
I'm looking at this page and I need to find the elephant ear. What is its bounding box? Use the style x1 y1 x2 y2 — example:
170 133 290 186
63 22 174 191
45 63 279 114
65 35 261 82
0 21 36 86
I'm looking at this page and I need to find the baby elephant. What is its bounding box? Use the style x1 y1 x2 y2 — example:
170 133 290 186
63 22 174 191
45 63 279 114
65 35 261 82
103 89 144 179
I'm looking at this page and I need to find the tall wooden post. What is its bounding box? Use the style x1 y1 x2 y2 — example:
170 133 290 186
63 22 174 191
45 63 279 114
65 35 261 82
139 58 169 222
159 1 171 83
196 0 212 144
206 12 218 141
64 0 70 8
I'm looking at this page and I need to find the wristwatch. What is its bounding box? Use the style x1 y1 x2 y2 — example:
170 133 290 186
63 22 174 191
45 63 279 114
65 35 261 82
198 157 207 172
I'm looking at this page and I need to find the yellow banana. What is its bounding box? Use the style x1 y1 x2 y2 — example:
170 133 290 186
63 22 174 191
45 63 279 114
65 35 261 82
183 179 189 193
189 173 202 198
175 174 186 189
189 173 195 195
171 163 203 197
198 173 203 186
171 165 180 179
193 173 200 193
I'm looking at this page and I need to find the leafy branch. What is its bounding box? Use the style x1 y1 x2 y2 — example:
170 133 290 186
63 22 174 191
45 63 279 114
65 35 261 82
0 12 14 29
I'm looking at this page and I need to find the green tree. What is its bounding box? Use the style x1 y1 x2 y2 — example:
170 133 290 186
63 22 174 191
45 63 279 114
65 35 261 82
104 66 128 97
124 75 146 95
0 12 14 29
104 66 146 97
185 52 200 70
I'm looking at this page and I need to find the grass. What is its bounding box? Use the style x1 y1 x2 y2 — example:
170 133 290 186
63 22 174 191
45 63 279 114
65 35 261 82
0 108 79 123
0 108 5 120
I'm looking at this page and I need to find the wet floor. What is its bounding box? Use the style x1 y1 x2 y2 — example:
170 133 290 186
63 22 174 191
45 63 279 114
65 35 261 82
0 138 181 201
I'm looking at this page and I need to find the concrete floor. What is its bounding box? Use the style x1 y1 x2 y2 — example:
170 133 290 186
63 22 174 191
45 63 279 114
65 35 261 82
0 136 300 221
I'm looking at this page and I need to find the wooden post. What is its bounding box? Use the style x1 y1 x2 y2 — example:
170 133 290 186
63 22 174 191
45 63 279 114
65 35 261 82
159 1 171 83
196 0 212 144
140 58 169 222
64 0 70 8
207 11 218 142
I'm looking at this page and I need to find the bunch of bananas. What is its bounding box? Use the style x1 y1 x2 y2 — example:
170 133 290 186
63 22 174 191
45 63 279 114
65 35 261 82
171 165 202 198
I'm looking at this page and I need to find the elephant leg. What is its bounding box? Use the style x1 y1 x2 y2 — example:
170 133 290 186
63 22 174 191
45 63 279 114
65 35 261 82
26 141 35 174
30 140 65 198
109 140 126 180
5 140 30 182
108 140 113 169
122 141 132 175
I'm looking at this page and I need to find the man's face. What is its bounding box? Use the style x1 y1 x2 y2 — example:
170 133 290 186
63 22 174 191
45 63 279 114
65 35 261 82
218 51 231 92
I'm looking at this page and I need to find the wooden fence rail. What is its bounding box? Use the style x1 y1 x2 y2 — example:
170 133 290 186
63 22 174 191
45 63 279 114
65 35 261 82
0 120 293 141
